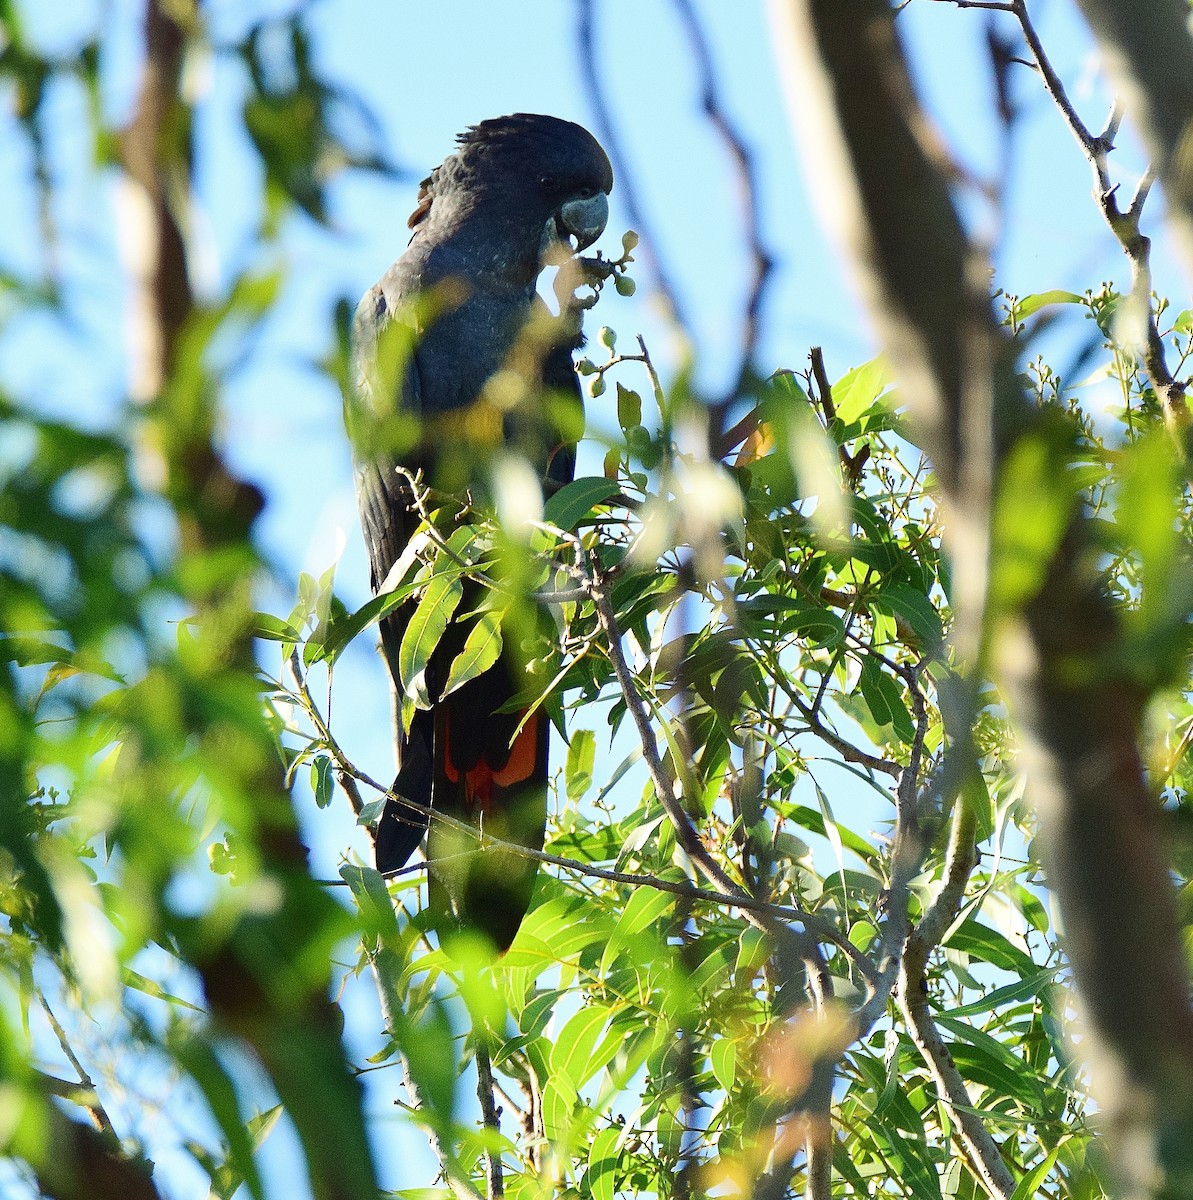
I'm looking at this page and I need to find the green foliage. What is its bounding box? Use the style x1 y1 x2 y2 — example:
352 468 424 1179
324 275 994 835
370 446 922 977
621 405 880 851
2 4 1192 1200
285 313 1154 1198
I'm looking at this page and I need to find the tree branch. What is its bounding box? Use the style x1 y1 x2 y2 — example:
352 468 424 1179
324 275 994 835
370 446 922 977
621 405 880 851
474 1040 504 1200
979 0 1188 431
1066 0 1193 274
669 0 775 438
116 5 380 1196
368 946 485 1200
27 1105 161 1200
810 345 869 484
771 1 1193 1192
896 799 1014 1200
575 0 692 334
37 993 119 1140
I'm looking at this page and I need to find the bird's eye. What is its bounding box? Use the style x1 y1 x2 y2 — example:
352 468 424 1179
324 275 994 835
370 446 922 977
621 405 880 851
538 174 556 189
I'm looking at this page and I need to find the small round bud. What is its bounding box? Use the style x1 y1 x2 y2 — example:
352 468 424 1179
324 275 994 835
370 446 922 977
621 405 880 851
615 274 636 297
576 358 596 376
590 374 607 398
598 326 617 350
621 230 640 253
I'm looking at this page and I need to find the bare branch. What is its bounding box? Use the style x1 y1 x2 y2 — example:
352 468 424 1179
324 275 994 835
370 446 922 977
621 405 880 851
1067 0 1193 273
38 993 119 1140
116 4 380 1191
945 0 1188 431
26 1106 162 1200
368 947 485 1200
587 555 747 900
474 1040 504 1200
783 687 903 779
670 0 775 435
575 0 692 334
897 798 1013 1199
805 1138 833 1200
898 972 1014 1200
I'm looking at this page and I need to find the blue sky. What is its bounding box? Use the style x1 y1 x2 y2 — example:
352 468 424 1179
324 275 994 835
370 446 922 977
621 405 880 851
2 0 1185 1195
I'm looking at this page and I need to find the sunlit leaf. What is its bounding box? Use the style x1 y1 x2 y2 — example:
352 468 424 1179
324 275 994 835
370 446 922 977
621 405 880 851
544 476 622 530
398 573 464 708
442 611 504 697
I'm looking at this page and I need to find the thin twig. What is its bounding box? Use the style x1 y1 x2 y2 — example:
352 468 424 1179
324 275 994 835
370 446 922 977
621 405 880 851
670 0 774 438
474 1039 504 1200
288 647 363 817
944 0 1188 430
586 552 782 933
810 346 869 484
318 738 875 968
783 688 903 780
897 799 1014 1200
575 0 691 334
38 993 119 1139
368 944 485 1200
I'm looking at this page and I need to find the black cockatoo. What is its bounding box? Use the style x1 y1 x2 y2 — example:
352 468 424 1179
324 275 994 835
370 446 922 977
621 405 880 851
349 114 613 949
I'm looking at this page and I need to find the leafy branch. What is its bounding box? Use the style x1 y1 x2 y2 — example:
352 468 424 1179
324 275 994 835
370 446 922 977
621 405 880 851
939 0 1186 431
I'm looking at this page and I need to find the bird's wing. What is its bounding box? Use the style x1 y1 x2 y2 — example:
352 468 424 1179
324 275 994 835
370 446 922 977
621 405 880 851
352 278 437 870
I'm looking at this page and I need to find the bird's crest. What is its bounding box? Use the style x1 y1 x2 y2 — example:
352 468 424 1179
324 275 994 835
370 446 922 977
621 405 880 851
405 113 612 231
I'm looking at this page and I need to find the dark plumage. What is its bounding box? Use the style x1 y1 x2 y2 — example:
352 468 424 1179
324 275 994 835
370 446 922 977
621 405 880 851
349 114 613 949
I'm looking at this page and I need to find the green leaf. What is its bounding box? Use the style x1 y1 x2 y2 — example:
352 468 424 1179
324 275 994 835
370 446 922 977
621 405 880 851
503 894 612 966
0 637 71 667
251 613 303 643
310 756 334 809
872 582 943 646
831 357 892 424
315 574 426 665
858 656 893 726
945 969 1055 1018
1010 1144 1064 1200
398 573 464 707
0 637 122 683
739 597 845 648
442 611 504 697
566 729 596 803
936 1016 1046 1107
122 968 203 1012
856 656 915 743
541 1075 578 1145
550 1002 615 1093
585 1126 622 1200
616 382 642 431
172 1034 266 1200
781 804 882 867
945 919 1038 976
710 1038 736 1092
340 863 404 949
544 476 622 530
1010 289 1083 321
989 421 1077 612
601 886 672 974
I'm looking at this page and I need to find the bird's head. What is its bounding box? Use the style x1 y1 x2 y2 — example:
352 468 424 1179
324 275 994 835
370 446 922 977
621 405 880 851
408 114 614 276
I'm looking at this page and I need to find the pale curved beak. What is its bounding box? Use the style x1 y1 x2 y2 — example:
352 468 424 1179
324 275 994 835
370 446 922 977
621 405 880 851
558 192 609 251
